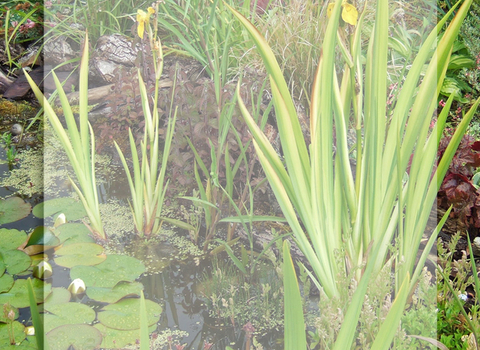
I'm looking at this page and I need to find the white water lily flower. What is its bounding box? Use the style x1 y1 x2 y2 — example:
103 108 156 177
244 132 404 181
54 213 66 227
68 278 86 295
33 261 53 279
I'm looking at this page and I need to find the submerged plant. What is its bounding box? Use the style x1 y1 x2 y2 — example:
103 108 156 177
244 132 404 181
25 33 106 240
228 0 480 348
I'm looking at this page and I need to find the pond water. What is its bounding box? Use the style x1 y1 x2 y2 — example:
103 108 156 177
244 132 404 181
0 139 285 349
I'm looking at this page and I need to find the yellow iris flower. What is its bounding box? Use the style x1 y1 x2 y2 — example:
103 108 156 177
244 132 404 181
137 7 155 39
327 1 358 26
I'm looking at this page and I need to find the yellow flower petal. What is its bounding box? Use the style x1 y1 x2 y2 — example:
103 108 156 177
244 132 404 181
137 20 145 39
148 7 155 15
342 3 358 26
137 9 146 21
327 3 335 18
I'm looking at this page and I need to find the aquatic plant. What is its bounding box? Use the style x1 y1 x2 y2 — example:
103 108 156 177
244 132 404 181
25 33 106 240
114 6 177 237
228 0 480 348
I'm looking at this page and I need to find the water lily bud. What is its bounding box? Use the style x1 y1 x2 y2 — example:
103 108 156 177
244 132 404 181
7 310 15 321
54 213 66 227
33 261 53 280
25 326 35 336
68 278 86 295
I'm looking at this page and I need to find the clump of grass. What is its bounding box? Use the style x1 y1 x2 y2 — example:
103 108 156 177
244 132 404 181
246 0 326 107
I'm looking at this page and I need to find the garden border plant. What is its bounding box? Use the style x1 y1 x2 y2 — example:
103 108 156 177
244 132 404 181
226 0 480 348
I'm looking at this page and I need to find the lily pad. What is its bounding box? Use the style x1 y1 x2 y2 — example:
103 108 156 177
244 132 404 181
0 278 51 308
44 302 96 333
0 197 31 225
0 229 27 251
94 322 156 349
70 254 145 288
23 226 60 255
86 281 143 303
0 273 14 293
0 259 4 276
1 250 31 275
53 223 95 245
54 242 106 268
44 287 71 309
33 197 86 221
46 324 102 350
0 321 26 346
97 297 162 331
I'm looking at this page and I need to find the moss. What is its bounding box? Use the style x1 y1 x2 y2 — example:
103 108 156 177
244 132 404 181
0 98 38 121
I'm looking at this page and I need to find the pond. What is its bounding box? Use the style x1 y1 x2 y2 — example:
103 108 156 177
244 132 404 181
0 131 286 350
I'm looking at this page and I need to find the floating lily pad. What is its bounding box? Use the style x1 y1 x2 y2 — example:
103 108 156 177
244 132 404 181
0 229 27 251
0 259 4 276
0 197 31 225
70 255 145 288
54 242 106 268
97 297 162 331
86 281 143 303
23 226 60 256
1 250 31 275
0 278 51 308
46 324 102 350
54 223 95 245
94 322 156 349
33 197 86 221
44 302 96 333
0 273 14 293
0 321 26 346
44 287 71 309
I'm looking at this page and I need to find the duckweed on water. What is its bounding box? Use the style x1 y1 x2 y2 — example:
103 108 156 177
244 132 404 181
0 147 42 196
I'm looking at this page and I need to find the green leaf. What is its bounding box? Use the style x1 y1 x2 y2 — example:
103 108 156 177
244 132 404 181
86 281 143 303
44 303 96 333
32 197 87 221
0 321 26 347
0 279 51 308
53 223 95 245
70 254 145 288
43 287 71 309
27 278 48 350
94 323 156 349
139 291 149 350
283 241 306 350
97 298 162 331
0 250 31 275
0 197 31 225
46 324 102 350
0 273 14 293
23 226 60 255
25 226 60 247
54 242 106 268
0 229 27 251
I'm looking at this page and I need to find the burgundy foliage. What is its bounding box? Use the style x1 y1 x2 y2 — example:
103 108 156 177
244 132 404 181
437 134 480 229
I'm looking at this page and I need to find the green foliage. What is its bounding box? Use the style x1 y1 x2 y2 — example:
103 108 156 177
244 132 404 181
229 0 478 348
42 0 148 44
